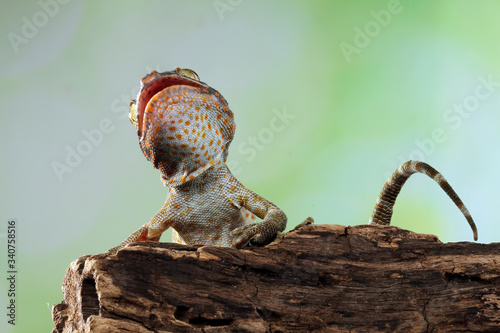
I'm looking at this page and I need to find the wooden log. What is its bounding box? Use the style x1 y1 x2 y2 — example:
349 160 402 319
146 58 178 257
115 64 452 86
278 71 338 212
52 224 500 332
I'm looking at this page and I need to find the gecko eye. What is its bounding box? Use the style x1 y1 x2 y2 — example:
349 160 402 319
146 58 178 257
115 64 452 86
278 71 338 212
129 100 138 128
176 68 200 81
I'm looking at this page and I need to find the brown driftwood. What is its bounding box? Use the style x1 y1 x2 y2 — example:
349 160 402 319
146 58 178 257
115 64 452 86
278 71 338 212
52 224 500 332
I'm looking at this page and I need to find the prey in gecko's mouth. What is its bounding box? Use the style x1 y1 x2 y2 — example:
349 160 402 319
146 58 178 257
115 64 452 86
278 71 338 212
129 68 203 136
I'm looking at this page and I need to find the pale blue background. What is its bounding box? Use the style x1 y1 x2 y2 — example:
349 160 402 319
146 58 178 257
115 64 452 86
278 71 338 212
1 1 499 331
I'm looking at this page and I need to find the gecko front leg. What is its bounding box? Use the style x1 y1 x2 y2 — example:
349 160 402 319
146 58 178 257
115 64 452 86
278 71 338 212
227 181 287 248
107 198 175 254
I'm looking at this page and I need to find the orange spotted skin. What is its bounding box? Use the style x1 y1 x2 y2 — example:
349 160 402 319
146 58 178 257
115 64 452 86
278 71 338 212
108 68 286 253
369 160 478 241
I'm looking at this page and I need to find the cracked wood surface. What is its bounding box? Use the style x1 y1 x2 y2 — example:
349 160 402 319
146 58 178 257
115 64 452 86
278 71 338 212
52 224 500 332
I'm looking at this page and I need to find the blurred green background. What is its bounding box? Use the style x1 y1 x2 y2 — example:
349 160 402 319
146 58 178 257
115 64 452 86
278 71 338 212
1 0 500 331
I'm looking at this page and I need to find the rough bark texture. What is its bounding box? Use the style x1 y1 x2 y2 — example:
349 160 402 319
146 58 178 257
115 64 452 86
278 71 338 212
52 224 500 332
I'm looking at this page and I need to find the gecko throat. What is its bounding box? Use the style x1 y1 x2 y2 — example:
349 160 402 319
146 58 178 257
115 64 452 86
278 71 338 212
136 72 204 136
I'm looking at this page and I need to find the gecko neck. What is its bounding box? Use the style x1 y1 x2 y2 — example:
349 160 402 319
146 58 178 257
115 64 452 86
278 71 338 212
169 164 234 191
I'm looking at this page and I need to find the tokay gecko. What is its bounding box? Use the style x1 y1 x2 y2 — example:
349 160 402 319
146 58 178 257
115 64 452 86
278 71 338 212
108 68 287 253
108 68 477 254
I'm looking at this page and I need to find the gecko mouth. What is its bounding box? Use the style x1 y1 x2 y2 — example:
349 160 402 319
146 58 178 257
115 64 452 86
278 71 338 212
135 70 204 137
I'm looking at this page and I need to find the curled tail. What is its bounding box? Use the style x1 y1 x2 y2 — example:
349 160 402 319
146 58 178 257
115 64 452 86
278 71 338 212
369 160 478 241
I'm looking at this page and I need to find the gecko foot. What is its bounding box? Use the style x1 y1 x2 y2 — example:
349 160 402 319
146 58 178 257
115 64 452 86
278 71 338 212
106 225 160 254
231 221 282 248
290 217 315 231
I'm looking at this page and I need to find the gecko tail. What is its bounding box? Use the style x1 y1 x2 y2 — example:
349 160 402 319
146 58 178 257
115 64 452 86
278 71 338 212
368 160 478 241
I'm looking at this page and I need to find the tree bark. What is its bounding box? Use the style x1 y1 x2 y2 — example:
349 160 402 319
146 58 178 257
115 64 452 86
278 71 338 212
52 224 500 332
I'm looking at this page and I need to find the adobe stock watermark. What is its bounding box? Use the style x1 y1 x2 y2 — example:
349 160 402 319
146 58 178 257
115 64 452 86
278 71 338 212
51 119 116 182
227 106 295 175
7 0 71 54
391 74 499 173
110 65 162 121
340 0 404 64
51 65 161 182
213 0 243 21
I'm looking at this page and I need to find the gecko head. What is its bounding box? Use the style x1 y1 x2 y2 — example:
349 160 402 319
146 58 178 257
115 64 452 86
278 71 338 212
129 68 204 136
129 68 235 186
